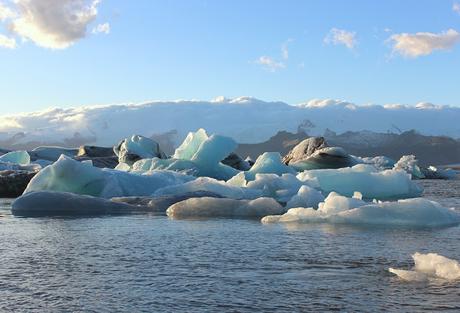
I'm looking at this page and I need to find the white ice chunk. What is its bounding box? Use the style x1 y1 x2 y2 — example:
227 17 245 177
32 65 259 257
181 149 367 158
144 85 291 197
153 176 262 200
389 253 460 281
115 134 167 166
262 194 459 227
286 185 325 209
0 150 30 165
24 155 194 198
166 197 285 219
245 152 296 180
173 128 208 160
393 155 424 179
297 164 422 200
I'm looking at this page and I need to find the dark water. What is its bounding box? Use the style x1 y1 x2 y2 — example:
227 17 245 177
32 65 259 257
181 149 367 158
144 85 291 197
1 180 460 312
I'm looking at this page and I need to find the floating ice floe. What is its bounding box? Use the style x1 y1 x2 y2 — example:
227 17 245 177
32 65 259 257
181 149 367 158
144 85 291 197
389 252 460 281
12 191 137 216
153 176 262 200
286 185 326 209
357 156 396 170
262 192 460 227
111 191 223 213
24 155 194 198
166 197 285 219
297 164 422 200
228 172 319 203
12 190 223 216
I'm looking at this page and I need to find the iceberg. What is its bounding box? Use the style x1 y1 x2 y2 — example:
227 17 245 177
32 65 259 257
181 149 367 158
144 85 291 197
285 185 325 209
283 137 355 170
393 155 424 179
244 152 296 180
166 197 285 219
229 172 319 203
29 146 78 162
262 192 460 227
297 164 422 200
127 129 239 180
24 155 194 198
114 135 167 166
0 150 30 165
389 252 460 281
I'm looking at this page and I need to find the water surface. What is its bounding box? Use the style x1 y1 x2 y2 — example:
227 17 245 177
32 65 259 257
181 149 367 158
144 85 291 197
0 180 459 312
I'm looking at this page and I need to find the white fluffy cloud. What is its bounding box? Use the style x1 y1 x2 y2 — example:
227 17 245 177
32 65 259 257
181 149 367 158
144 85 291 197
454 2 460 14
0 34 16 48
255 56 285 72
324 28 357 49
92 22 110 34
388 29 460 58
0 0 104 49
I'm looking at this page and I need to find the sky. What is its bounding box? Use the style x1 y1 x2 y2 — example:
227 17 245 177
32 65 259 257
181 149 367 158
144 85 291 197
1 0 460 113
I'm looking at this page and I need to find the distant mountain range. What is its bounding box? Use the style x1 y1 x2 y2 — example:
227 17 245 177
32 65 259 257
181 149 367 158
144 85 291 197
236 130 460 166
1 97 459 151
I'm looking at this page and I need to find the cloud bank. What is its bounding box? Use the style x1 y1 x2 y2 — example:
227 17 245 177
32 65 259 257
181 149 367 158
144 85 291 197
0 97 459 148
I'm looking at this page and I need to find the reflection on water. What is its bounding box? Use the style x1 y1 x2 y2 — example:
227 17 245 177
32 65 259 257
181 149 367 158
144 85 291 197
0 180 459 312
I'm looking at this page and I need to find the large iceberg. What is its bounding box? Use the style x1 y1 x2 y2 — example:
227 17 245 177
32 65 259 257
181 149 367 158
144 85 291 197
166 197 285 219
128 129 239 180
262 192 460 227
389 252 460 281
24 155 194 198
297 164 422 200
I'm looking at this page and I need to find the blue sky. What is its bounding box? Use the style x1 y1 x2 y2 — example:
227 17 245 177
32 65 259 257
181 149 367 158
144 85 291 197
1 0 460 113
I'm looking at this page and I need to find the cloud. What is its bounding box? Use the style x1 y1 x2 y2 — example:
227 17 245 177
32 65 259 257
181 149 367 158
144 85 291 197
92 22 110 34
255 56 285 72
0 0 103 49
0 34 16 48
281 38 293 60
324 28 357 49
388 29 460 58
0 2 16 20
454 2 460 14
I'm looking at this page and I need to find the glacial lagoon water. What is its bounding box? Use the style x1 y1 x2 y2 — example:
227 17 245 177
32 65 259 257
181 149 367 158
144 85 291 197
1 180 459 312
